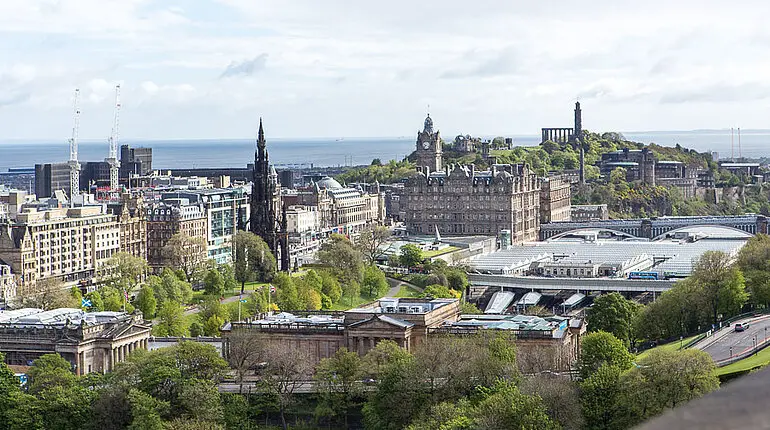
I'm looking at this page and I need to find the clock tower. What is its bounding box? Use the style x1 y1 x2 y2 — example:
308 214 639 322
415 113 442 173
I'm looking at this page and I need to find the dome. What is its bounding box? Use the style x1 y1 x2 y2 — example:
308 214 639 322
316 176 343 190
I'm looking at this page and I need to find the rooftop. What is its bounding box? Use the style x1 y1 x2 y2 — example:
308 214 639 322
0 308 132 327
471 226 750 277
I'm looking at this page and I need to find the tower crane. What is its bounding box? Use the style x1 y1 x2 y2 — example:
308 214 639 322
106 84 121 191
67 88 81 200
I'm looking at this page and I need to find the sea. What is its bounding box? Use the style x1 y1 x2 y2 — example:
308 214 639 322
0 130 768 172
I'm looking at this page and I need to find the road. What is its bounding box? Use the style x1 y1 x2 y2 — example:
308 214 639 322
385 277 423 297
695 315 770 363
183 294 243 316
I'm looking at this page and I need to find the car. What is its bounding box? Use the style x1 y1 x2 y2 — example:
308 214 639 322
735 323 749 332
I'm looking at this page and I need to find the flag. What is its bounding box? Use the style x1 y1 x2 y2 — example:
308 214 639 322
270 284 276 294
81 298 92 308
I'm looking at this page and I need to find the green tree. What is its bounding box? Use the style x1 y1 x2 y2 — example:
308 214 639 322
315 348 364 427
580 364 624 430
127 388 167 430
0 352 22 425
422 284 460 299
85 291 104 311
362 265 389 298
134 285 157 319
101 286 126 312
399 244 424 268
579 331 633 379
445 268 468 292
691 250 748 326
189 322 204 337
274 272 302 310
362 339 414 380
736 234 770 307
342 280 361 306
589 292 641 346
460 302 482 314
37 385 95 430
472 382 559 430
28 353 76 394
219 264 238 293
363 352 428 430
317 234 365 286
70 287 83 307
202 315 225 337
155 301 187 337
319 270 342 303
233 231 276 293
203 269 225 297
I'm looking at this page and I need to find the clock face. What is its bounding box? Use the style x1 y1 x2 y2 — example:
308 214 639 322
422 141 431 149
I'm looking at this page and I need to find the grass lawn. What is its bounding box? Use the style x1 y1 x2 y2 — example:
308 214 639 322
394 284 423 298
423 246 460 259
716 346 770 376
636 334 703 361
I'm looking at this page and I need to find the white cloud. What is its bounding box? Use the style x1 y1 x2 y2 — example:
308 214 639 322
4 0 770 138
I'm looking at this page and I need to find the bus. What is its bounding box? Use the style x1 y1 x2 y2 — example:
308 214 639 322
628 271 659 280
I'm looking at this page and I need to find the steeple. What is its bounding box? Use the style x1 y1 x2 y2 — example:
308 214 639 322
574 101 582 141
257 117 266 148
423 113 434 134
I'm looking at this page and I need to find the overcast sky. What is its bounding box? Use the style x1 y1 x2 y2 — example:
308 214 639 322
2 0 770 140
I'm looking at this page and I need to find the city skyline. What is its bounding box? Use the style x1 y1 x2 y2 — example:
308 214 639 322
3 1 770 140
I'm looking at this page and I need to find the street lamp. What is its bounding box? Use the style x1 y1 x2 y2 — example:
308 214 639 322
729 346 733 358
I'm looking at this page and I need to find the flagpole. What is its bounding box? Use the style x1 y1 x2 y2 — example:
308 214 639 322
238 294 242 322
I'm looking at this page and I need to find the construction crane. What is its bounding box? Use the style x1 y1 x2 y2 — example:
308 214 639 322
67 88 81 200
106 84 121 191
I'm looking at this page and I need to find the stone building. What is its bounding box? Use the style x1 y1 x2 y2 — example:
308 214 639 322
403 163 541 242
0 308 150 375
540 176 571 223
107 193 147 260
0 264 16 304
415 114 443 173
221 298 584 372
0 206 120 289
571 204 609 222
145 200 207 272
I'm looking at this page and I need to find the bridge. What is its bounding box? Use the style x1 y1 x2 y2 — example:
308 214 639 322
539 215 768 241
467 273 673 297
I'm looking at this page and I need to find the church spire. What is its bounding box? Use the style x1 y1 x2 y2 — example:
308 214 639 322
257 117 265 148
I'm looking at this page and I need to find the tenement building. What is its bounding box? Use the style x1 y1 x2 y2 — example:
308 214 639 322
107 193 147 260
540 175 571 223
0 308 150 375
145 200 207 272
0 206 120 289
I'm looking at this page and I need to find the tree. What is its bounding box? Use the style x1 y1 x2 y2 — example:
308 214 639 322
362 339 413 379
588 292 641 346
580 364 624 430
225 331 267 392
103 252 148 296
298 287 322 310
152 268 194 305
134 285 157 319
460 302 482 314
691 250 748 326
362 265 389 298
85 291 104 311
18 277 74 310
315 348 364 427
521 374 584 430
273 272 302 310
259 343 314 430
0 352 22 425
363 352 428 430
127 388 167 430
28 353 76 394
736 234 770 307
319 270 342 303
202 315 225 337
233 231 276 293
422 284 461 299
219 264 238 293
317 234 365 286
399 244 424 268
445 268 468 292
579 331 634 379
342 280 361 305
101 286 127 312
203 269 225 297
618 349 719 427
162 233 208 283
155 301 187 337
356 225 391 264
472 382 559 430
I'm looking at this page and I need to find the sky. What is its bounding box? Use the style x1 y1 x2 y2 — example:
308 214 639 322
3 0 770 140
